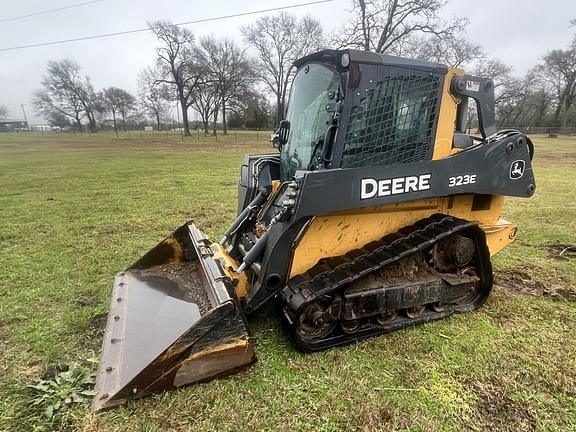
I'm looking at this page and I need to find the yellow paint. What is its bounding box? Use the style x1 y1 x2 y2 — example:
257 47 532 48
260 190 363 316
186 338 251 359
256 180 284 225
289 194 509 277
482 218 517 256
432 67 464 160
211 243 249 298
271 180 282 195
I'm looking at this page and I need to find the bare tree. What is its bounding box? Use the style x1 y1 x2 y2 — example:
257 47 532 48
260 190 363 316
228 89 272 129
83 83 102 133
333 0 466 54
149 21 208 136
513 75 555 127
473 59 514 103
535 46 576 127
466 58 520 127
118 92 136 132
492 78 525 126
190 82 220 135
0 105 9 119
125 110 148 130
526 84 555 126
198 36 255 134
395 33 484 67
46 111 71 129
103 87 121 133
103 87 136 133
138 67 170 131
242 12 324 124
33 60 100 132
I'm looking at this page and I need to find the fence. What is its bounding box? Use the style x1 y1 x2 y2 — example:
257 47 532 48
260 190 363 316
499 126 576 136
1 126 275 143
5 125 576 139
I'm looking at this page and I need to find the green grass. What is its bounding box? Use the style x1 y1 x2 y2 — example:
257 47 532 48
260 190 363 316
0 132 575 431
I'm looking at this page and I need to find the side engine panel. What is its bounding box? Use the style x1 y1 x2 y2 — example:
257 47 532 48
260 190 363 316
289 195 515 279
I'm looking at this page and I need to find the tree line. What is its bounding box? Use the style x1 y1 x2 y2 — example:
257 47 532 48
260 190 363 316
27 1 576 134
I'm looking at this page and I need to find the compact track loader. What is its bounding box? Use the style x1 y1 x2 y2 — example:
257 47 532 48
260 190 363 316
93 49 536 410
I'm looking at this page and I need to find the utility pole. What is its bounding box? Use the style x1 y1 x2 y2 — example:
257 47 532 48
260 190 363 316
20 104 29 130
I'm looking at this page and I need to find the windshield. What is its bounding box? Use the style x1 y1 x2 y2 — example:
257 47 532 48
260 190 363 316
280 64 341 181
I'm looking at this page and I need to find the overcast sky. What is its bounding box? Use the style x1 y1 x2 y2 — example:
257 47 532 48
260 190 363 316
0 0 574 122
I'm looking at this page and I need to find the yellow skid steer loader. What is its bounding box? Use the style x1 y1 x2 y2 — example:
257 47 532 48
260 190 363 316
93 49 535 410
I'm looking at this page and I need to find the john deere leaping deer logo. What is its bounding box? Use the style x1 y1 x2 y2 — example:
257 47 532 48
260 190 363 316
510 160 525 179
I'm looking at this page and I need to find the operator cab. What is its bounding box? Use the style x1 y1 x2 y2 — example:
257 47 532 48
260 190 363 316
275 49 498 183
276 49 449 182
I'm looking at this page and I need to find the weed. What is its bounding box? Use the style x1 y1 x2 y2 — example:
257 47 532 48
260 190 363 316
27 361 96 428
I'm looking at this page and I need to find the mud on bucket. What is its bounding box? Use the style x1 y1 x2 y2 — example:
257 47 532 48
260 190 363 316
92 223 255 411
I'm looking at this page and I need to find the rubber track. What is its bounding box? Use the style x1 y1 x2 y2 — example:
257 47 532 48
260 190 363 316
280 214 492 351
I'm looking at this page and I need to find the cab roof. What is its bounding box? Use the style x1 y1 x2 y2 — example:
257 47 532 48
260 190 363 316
293 49 448 74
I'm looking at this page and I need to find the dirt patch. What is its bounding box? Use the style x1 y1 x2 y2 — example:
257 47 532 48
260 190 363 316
72 296 98 307
469 380 536 431
90 313 108 330
0 318 22 340
14 363 43 379
351 404 393 431
495 266 575 302
544 243 576 261
42 364 69 380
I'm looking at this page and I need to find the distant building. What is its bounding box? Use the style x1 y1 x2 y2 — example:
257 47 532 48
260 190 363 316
0 119 28 132
32 124 52 132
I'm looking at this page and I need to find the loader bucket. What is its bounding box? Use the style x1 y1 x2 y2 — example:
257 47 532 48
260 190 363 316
92 223 255 411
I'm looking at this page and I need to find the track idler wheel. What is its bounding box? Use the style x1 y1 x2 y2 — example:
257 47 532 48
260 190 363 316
341 319 361 334
405 305 426 319
432 302 446 312
296 296 339 342
376 311 397 326
455 266 481 304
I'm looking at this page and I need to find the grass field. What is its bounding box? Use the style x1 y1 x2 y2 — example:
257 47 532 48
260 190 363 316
0 131 575 431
